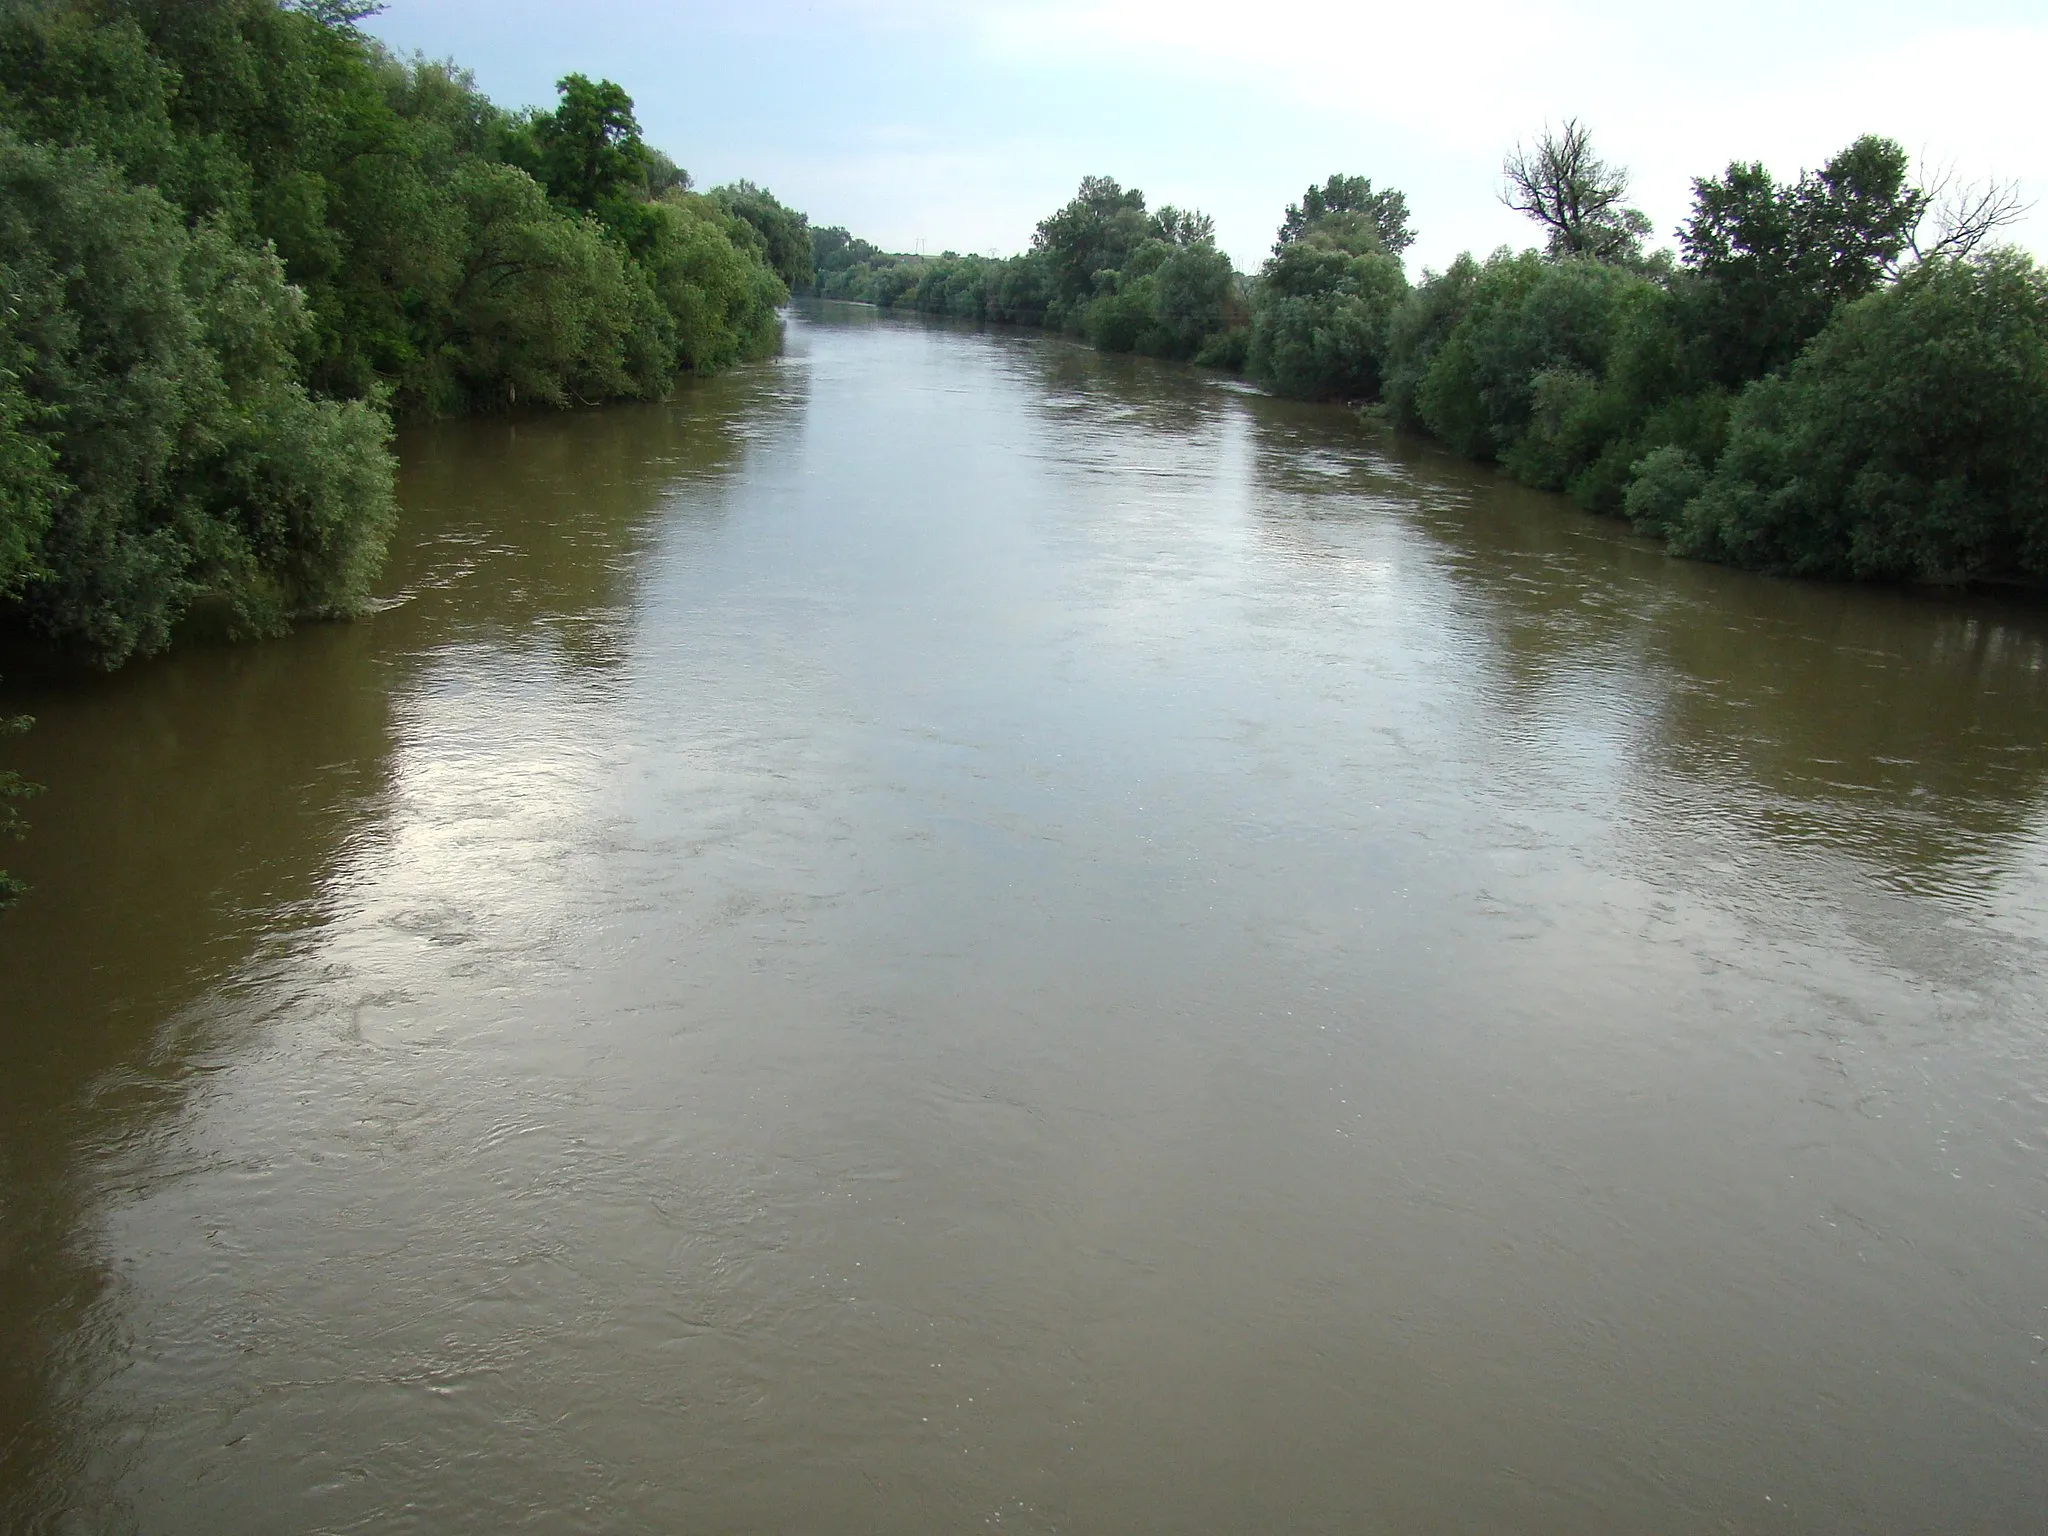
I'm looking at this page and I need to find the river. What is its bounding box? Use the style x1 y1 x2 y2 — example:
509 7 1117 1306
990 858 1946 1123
3 305 2045 1533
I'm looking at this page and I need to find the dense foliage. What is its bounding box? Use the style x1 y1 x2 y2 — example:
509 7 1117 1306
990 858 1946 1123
1378 130 2043 585
1670 251 2048 580
809 176 1249 366
0 0 793 669
1226 128 2041 589
1244 175 1415 399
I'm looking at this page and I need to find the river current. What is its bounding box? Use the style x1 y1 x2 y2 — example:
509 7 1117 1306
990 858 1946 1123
3 306 2045 1533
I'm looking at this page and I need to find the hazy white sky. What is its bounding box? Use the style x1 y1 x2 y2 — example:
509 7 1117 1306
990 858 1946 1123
367 1 2048 274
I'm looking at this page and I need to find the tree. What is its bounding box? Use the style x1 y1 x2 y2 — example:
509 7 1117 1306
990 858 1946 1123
1672 250 2048 581
1032 175 1154 314
1680 134 1927 384
1154 205 1216 248
1274 174 1414 257
1502 120 1650 262
1904 162 2030 268
710 181 813 290
1248 244 1408 399
534 74 648 217
0 131 396 665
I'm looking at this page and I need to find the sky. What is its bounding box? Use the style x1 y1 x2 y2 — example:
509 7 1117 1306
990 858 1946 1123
365 1 2048 276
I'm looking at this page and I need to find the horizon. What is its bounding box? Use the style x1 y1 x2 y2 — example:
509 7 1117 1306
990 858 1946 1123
365 0 2048 276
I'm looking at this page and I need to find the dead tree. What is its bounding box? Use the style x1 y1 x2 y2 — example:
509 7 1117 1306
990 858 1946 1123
1502 119 1649 262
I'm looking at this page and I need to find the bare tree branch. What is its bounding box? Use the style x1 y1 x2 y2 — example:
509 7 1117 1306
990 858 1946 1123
1905 158 2031 267
1501 119 1645 262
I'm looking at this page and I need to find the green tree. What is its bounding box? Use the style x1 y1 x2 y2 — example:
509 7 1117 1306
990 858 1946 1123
288 0 386 27
712 181 812 291
1679 134 1927 385
1248 243 1407 399
1673 251 2048 580
1383 253 1482 429
435 160 670 410
1033 175 1154 318
640 192 787 372
533 73 649 217
0 130 394 665
1274 174 1414 257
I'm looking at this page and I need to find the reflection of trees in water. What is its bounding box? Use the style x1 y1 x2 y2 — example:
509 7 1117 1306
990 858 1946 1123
0 631 398 1529
1018 335 1227 445
386 363 807 670
1234 397 2048 890
0 372 800 1529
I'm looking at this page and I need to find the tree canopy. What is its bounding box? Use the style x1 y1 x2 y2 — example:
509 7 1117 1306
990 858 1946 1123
1274 175 1414 257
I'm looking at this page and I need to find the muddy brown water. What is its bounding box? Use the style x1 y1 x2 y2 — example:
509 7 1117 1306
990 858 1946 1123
3 306 2046 1534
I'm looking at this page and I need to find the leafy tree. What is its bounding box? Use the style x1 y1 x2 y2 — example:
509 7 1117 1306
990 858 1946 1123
0 130 394 665
1274 174 1413 258
989 250 1053 325
434 160 669 410
0 0 799 672
1673 251 2048 580
1502 120 1651 262
1153 205 1217 248
1033 175 1155 317
1150 239 1242 359
288 0 386 26
1679 134 1928 384
640 193 787 371
532 73 649 217
644 147 690 198
0 319 58 596
1248 244 1407 399
712 181 813 290
1383 254 1483 429
1622 443 1710 538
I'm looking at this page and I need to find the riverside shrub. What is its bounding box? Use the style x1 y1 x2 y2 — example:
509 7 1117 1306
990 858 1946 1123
1672 251 2048 581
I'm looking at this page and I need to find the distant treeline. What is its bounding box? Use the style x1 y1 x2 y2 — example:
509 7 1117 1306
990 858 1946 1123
814 128 2045 589
0 0 805 670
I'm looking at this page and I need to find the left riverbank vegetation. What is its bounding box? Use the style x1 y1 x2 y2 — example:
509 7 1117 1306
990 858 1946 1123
815 125 2042 591
0 0 799 675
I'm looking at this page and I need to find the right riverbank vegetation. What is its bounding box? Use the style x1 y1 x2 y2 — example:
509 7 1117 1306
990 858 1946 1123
816 129 2043 591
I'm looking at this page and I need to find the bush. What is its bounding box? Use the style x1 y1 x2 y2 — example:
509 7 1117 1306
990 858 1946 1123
643 193 786 373
1673 251 2048 581
1415 253 1653 461
0 132 395 665
1248 246 1407 399
1622 445 1708 537
1383 254 1481 428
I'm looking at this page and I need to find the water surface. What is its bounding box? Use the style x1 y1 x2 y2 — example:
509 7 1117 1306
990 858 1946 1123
4 307 2046 1533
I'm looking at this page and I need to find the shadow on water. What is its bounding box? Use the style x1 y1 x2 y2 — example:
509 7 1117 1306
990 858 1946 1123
1230 392 2048 902
0 361 802 1530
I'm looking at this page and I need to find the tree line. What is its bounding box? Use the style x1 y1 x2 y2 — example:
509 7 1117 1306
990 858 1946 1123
813 129 2043 588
